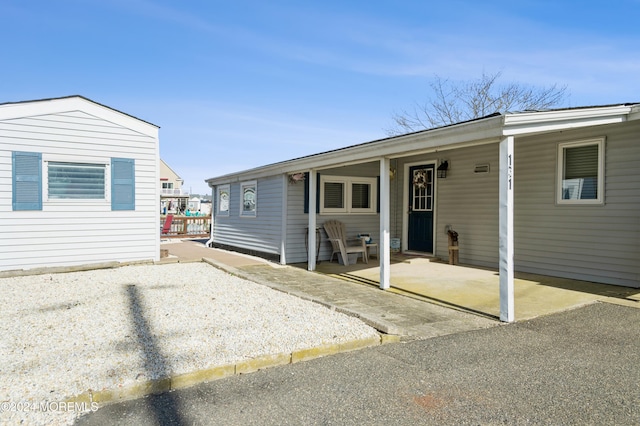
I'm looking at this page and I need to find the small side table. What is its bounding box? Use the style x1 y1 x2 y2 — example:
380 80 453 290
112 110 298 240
366 243 378 260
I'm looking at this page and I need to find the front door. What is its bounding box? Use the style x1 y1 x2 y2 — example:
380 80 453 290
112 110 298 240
408 164 434 252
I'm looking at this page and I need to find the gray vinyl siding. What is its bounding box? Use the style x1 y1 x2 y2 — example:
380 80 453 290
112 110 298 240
434 145 499 266
514 120 640 287
212 175 284 255
389 157 412 246
395 144 499 267
285 180 309 263
0 107 159 272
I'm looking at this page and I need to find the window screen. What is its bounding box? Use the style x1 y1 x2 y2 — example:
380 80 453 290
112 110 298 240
48 162 105 199
562 144 598 200
323 182 344 209
351 183 370 209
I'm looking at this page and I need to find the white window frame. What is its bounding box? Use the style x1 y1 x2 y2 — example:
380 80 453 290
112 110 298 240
556 137 605 205
239 180 257 217
43 156 111 204
217 184 230 216
319 175 377 215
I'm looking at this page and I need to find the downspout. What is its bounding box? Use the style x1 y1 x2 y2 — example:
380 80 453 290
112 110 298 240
206 184 215 247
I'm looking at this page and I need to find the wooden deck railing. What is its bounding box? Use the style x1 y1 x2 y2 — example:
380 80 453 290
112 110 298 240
160 215 211 238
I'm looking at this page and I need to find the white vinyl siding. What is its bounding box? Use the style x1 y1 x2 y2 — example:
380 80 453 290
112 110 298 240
0 99 159 272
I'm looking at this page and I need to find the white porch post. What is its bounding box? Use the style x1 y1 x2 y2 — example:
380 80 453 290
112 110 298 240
280 174 288 265
379 158 391 290
307 169 317 271
499 136 515 322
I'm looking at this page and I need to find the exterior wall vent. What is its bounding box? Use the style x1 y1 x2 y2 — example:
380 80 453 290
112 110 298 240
474 163 490 174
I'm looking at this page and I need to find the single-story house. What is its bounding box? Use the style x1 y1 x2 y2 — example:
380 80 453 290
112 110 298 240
0 96 160 273
205 103 640 321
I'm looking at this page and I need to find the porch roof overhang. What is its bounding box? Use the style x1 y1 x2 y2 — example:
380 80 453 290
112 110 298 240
205 103 640 186
206 114 504 186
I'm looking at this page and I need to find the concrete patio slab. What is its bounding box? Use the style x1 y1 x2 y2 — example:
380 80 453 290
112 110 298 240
313 254 640 320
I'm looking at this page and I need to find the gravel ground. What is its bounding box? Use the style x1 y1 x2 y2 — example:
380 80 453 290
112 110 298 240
0 262 379 425
77 302 640 426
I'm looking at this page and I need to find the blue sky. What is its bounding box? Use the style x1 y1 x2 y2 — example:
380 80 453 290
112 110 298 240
2 0 639 194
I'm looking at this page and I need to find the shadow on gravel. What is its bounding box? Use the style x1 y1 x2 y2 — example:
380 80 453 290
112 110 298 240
126 284 185 426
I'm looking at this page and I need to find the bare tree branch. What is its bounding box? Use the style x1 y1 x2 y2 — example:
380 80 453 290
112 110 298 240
386 71 568 135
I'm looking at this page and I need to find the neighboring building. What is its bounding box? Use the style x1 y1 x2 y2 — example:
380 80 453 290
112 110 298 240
187 197 211 215
205 103 640 313
0 96 160 273
199 199 212 216
160 159 189 214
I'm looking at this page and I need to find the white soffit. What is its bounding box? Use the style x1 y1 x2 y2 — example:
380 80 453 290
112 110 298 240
503 105 634 136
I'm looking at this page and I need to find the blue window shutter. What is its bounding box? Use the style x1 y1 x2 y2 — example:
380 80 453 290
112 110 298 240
111 158 135 210
303 172 309 213
377 176 380 213
12 151 42 211
302 172 320 214
315 173 320 213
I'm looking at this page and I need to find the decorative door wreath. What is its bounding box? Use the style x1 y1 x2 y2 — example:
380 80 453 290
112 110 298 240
413 169 429 189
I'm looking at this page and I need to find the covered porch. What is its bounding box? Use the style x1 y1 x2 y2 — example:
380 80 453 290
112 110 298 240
301 133 518 321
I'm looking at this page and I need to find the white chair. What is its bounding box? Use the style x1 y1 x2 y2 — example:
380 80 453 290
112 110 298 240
323 220 368 265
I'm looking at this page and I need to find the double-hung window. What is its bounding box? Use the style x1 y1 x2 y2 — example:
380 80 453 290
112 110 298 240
320 175 377 214
557 138 604 204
